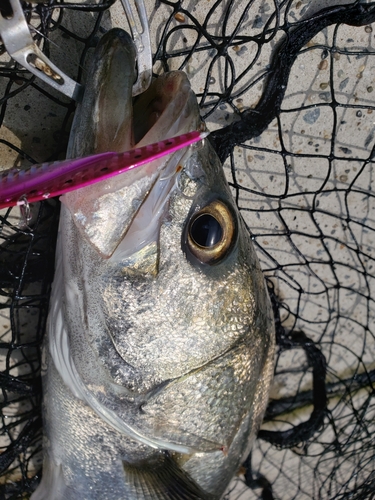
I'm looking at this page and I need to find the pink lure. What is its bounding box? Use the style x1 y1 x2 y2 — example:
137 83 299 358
0 130 208 209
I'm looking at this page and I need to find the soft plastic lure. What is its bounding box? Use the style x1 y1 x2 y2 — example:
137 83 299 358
0 130 208 210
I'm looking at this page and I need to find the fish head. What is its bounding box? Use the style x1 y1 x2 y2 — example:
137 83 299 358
104 134 273 388
53 28 275 481
96 133 275 470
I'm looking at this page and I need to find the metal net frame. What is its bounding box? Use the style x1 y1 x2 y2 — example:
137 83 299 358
1 1 375 499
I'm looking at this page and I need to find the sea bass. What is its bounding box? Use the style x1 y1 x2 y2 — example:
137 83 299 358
31 29 275 500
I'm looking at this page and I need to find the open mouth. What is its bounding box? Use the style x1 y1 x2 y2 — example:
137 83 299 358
62 70 201 259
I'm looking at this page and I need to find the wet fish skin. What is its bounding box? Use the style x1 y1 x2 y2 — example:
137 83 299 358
31 28 275 500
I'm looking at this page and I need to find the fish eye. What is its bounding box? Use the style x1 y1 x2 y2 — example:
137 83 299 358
185 200 236 265
190 214 223 248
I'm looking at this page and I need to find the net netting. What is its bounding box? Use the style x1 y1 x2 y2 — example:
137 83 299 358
1 0 375 498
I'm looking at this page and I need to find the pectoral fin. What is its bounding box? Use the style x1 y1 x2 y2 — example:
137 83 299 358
123 451 216 500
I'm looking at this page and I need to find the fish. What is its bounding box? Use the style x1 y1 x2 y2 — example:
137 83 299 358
30 28 275 500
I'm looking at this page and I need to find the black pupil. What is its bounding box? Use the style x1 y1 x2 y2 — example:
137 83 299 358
190 214 223 248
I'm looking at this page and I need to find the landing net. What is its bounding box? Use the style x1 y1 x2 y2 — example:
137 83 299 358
1 1 374 498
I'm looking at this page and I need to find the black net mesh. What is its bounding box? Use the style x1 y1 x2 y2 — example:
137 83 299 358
1 1 375 499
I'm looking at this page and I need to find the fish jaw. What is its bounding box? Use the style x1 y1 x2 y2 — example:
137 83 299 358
67 28 135 159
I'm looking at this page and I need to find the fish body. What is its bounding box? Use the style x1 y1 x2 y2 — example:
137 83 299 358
31 29 275 500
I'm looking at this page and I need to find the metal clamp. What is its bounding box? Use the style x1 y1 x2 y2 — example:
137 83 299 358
0 0 152 101
18 194 32 229
0 0 83 101
120 0 152 95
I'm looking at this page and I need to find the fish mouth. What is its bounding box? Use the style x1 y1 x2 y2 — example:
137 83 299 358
62 29 201 258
